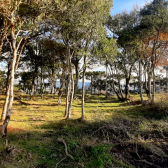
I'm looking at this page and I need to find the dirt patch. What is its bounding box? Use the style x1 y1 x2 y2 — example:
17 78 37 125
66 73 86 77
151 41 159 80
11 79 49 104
89 119 168 168
111 142 168 168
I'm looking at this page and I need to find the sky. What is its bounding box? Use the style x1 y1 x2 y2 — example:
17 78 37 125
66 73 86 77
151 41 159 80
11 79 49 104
111 0 152 15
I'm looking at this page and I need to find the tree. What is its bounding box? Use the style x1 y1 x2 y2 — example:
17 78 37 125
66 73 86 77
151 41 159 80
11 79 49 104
138 0 168 103
1 0 48 139
92 33 117 97
50 0 113 120
107 9 140 101
40 39 67 97
79 0 113 120
86 71 106 95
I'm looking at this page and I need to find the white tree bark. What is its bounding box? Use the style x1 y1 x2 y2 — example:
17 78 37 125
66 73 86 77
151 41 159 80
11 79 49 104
67 71 74 119
2 47 17 137
139 59 144 105
81 55 86 120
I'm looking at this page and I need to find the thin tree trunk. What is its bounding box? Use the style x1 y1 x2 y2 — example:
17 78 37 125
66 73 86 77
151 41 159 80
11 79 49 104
50 70 55 96
54 79 57 94
118 82 124 100
145 69 147 89
1 84 10 121
111 83 122 101
125 78 130 100
2 18 23 136
65 80 70 118
91 75 93 95
147 73 151 99
41 66 43 99
2 47 17 138
105 61 108 98
152 67 155 103
58 66 66 105
139 59 144 105
50 82 54 96
64 48 71 118
1 62 11 121
58 81 65 105
0 39 4 56
74 62 79 99
1 39 25 121
81 55 86 120
30 76 36 100
67 69 74 119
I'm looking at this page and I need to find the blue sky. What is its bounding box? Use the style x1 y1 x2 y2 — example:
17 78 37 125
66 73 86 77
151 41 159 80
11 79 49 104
111 0 152 15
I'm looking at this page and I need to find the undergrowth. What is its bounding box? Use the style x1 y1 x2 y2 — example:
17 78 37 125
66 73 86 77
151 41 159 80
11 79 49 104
0 91 168 168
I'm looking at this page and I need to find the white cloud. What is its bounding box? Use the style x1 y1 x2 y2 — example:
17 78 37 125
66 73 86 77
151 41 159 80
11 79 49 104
111 0 152 15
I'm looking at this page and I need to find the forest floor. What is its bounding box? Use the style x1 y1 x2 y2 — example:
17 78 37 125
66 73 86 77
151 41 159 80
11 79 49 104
0 90 168 168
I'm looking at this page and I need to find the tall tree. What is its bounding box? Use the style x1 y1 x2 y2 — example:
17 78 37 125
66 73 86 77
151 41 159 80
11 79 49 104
107 9 140 100
139 0 168 103
1 0 48 139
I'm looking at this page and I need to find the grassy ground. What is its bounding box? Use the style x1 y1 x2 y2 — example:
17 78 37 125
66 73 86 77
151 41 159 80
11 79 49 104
0 90 168 168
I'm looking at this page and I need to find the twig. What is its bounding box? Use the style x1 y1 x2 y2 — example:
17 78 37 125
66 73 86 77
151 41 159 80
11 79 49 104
92 126 105 135
135 142 141 160
55 157 67 168
58 138 74 159
138 160 161 168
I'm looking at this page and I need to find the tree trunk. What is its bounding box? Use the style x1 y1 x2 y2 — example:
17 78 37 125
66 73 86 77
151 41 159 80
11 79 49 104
41 67 43 99
147 73 152 99
125 78 130 100
145 70 147 89
64 47 71 118
30 76 36 100
91 76 93 95
74 59 79 99
2 45 17 138
67 71 74 119
0 39 3 56
139 59 144 105
152 67 155 103
81 55 86 120
50 70 55 96
1 63 11 121
105 61 108 98
50 82 54 96
118 82 124 100
111 82 123 101
58 66 66 105
1 84 10 121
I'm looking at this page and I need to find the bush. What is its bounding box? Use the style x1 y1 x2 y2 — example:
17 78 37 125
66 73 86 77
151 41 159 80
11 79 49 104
87 144 113 168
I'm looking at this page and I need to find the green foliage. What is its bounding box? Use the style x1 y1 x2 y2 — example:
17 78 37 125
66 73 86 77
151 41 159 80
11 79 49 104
19 72 33 90
93 35 118 63
87 144 113 168
18 3 40 19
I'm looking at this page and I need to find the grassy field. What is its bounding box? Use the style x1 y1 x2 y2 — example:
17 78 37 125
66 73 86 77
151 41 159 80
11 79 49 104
0 90 168 168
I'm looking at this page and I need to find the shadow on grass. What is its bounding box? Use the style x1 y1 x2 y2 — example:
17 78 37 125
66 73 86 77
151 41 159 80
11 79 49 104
1 93 168 167
1 115 168 168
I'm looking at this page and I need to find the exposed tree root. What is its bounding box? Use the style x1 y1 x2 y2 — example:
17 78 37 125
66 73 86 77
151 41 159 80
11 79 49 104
58 138 74 159
55 157 67 168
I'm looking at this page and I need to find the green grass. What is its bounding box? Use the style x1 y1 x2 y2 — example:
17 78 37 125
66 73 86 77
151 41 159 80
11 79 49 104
0 91 168 168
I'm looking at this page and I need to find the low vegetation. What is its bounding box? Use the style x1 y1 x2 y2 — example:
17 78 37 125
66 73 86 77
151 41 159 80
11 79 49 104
0 90 168 168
